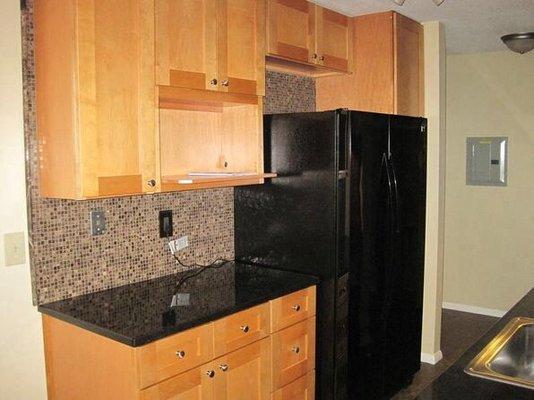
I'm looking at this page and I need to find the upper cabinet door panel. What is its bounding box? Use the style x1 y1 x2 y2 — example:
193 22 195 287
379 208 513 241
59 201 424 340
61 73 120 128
315 7 351 72
155 0 218 91
394 13 424 117
267 0 315 64
218 0 265 96
77 0 157 198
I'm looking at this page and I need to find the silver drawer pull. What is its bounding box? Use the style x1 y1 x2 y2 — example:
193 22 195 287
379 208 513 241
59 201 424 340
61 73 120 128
175 350 186 359
240 325 250 333
206 370 215 378
219 364 229 372
292 304 301 312
291 346 300 354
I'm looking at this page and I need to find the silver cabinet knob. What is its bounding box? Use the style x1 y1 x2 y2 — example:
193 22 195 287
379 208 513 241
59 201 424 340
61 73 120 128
312 53 318 59
206 370 215 378
291 346 300 354
292 304 301 312
147 179 156 187
219 364 229 372
240 325 250 333
319 55 325 61
175 350 186 359
210 78 218 86
221 79 229 87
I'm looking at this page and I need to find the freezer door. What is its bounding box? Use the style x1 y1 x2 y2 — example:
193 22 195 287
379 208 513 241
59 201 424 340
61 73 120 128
348 111 391 399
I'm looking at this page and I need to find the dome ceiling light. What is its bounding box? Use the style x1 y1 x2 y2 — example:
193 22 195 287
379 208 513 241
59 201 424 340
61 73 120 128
392 0 445 6
501 32 534 54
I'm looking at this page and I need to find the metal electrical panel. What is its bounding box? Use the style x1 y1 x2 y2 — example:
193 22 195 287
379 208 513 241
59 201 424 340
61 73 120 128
466 137 508 186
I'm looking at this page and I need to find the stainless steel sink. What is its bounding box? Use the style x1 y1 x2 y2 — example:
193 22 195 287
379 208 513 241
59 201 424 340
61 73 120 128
465 317 534 390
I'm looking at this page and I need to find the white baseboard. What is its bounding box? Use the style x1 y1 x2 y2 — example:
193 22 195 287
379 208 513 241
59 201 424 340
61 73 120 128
442 302 506 318
421 350 443 365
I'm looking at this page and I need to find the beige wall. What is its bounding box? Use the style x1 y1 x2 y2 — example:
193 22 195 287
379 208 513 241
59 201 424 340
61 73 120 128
444 51 534 312
420 21 446 362
0 0 47 398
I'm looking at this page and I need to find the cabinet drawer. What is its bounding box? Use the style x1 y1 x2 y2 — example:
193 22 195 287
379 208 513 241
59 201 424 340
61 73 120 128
272 317 316 390
139 362 215 400
270 286 316 332
137 323 214 389
272 370 315 400
213 303 270 357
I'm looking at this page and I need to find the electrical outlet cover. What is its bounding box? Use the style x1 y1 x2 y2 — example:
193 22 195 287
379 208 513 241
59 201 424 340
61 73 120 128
175 236 189 251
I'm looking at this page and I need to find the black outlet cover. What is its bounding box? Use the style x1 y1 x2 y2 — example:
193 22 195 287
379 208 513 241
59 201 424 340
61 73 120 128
159 210 173 238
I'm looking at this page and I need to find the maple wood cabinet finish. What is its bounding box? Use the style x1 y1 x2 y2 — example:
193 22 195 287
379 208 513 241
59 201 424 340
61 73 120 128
316 11 424 117
42 287 316 399
270 286 316 332
272 371 315 400
213 302 270 357
137 323 214 389
271 317 316 390
266 0 351 76
156 0 265 96
35 0 157 199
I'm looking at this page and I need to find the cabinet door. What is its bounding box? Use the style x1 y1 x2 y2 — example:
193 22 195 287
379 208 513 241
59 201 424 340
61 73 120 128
77 0 157 198
213 338 271 400
267 0 316 64
218 0 265 96
156 0 218 91
315 6 351 72
394 13 424 117
140 362 216 400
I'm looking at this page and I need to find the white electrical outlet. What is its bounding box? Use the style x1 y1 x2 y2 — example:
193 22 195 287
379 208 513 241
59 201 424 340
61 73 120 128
168 236 189 254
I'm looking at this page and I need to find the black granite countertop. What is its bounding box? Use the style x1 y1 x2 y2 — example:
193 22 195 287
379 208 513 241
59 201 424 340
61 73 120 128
38 262 318 347
417 288 534 400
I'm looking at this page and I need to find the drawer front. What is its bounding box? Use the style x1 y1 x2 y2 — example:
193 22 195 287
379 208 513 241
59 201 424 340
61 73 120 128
272 371 315 400
137 323 214 389
270 286 316 332
139 362 215 400
272 317 316 390
213 303 270 357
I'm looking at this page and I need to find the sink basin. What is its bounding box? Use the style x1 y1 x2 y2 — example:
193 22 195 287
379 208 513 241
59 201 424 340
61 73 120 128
465 317 534 389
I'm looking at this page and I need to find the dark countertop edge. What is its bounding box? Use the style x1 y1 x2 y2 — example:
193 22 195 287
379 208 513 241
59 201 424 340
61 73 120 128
37 276 319 347
416 288 534 399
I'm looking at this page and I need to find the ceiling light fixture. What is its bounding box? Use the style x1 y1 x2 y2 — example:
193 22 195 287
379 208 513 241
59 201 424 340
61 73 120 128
392 0 445 6
501 32 534 54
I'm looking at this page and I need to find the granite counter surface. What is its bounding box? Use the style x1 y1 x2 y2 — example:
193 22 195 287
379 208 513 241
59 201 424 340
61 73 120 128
38 262 318 347
417 288 534 399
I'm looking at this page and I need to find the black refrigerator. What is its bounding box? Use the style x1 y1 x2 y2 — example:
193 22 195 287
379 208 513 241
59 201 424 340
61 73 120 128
234 110 427 400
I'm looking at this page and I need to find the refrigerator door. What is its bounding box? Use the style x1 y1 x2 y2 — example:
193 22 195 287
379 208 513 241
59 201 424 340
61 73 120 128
383 115 427 394
348 111 392 399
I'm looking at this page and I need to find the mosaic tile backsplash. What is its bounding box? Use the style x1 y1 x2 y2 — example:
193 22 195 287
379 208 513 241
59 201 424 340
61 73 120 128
21 0 315 305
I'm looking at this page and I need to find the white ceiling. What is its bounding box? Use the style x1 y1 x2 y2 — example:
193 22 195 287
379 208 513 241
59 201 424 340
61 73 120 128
312 0 534 54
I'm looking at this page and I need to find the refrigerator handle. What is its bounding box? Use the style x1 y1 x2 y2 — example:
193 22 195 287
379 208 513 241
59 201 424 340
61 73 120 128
382 153 394 226
389 157 401 234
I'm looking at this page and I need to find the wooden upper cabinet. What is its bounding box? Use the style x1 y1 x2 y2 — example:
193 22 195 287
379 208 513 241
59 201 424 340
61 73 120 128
35 0 157 199
316 11 424 117
218 0 266 96
315 7 351 72
266 0 351 75
156 0 265 96
155 0 218 91
267 0 316 64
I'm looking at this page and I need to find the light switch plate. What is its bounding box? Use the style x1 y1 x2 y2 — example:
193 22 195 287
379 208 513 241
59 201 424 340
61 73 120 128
4 232 26 266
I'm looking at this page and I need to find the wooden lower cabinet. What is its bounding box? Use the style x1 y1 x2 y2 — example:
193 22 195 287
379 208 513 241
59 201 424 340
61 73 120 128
272 371 315 400
42 287 316 400
141 338 271 400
